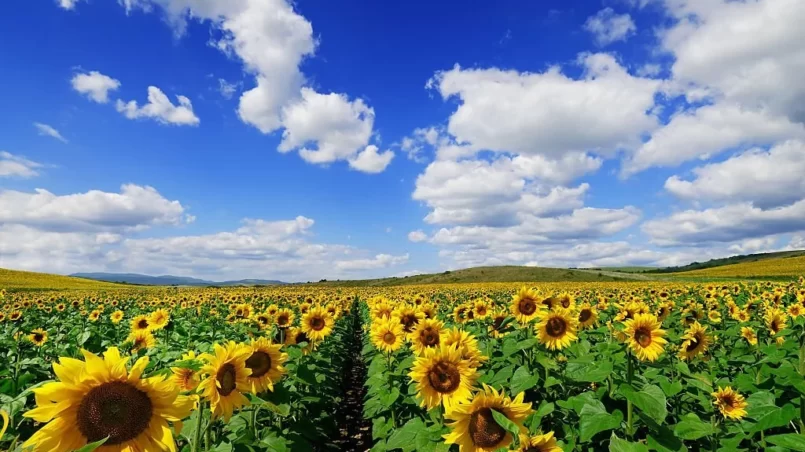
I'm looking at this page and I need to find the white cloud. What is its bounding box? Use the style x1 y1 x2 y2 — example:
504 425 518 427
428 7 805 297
0 184 187 233
584 8 637 46
624 103 805 175
0 152 43 178
218 78 238 99
665 140 805 208
408 230 427 243
400 127 441 163
335 253 409 271
429 53 660 158
57 0 82 10
348 145 394 174
728 237 779 254
116 86 200 126
71 71 121 103
279 88 390 168
34 122 68 143
643 200 805 246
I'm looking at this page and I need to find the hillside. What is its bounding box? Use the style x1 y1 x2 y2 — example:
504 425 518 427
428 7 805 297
673 254 805 278
649 250 805 274
0 268 126 290
70 272 286 286
309 265 636 287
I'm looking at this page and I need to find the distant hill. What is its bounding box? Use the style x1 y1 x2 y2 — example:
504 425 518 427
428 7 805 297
307 265 638 287
1 268 125 290
71 272 286 286
648 250 805 274
672 254 805 279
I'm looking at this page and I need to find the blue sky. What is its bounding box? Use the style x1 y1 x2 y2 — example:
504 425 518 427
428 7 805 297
2 0 805 281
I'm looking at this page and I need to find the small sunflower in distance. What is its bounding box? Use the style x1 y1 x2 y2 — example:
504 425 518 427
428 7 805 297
110 310 124 324
300 306 334 343
274 308 295 329
28 328 48 347
409 344 478 411
511 286 542 324
515 432 562 452
443 384 532 452
128 329 156 352
741 326 758 345
245 337 287 394
371 317 405 353
22 347 192 452
712 386 748 420
765 308 787 336
130 314 151 332
150 308 170 330
623 313 667 362
577 303 599 329
536 308 578 351
678 321 711 361
199 341 252 421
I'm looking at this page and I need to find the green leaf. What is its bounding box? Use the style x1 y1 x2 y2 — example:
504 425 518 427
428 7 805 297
766 434 805 451
745 391 798 433
659 379 683 397
491 409 523 441
386 418 426 451
566 359 613 383
487 365 514 389
579 399 623 442
673 413 716 440
619 384 667 424
381 387 401 408
609 433 649 452
75 437 109 452
510 366 539 394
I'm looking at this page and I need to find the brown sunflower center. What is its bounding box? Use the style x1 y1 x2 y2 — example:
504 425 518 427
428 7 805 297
468 408 507 448
295 331 310 344
401 314 417 332
546 317 567 337
309 316 325 331
246 351 273 378
383 332 396 344
492 316 505 330
720 395 736 408
76 381 153 445
685 338 700 352
33 333 44 342
136 319 149 329
477 306 487 315
579 309 592 323
421 328 440 346
560 297 571 308
518 297 537 315
216 363 238 396
634 327 652 347
771 320 781 333
277 314 289 326
427 361 461 394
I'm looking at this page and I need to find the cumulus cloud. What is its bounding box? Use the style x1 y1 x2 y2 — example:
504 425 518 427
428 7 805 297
0 152 43 178
71 71 121 103
34 122 68 143
348 145 394 174
116 86 200 126
57 0 82 9
665 140 805 208
584 8 636 46
335 253 409 271
408 230 427 243
400 127 441 163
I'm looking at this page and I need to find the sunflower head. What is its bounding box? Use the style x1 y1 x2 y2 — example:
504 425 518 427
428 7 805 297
516 431 562 452
130 314 151 332
110 310 124 324
199 341 252 421
23 347 192 451
577 303 599 329
677 321 710 361
623 313 667 362
409 344 478 411
274 308 295 329
128 329 156 352
409 318 445 355
536 308 579 351
28 328 48 347
444 384 533 452
300 306 334 343
244 337 287 394
712 386 748 420
371 317 406 353
741 326 758 345
149 308 170 330
511 287 542 324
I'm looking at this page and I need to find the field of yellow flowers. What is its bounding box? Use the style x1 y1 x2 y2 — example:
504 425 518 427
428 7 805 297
3 279 805 451
676 255 805 279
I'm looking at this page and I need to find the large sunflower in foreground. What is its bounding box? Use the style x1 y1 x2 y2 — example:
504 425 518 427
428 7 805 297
22 347 192 452
443 384 532 452
712 386 748 420
510 287 542 324
536 308 578 350
371 317 406 353
515 432 562 452
677 321 711 361
300 306 334 343
199 341 252 421
622 313 666 362
409 344 478 411
245 337 287 394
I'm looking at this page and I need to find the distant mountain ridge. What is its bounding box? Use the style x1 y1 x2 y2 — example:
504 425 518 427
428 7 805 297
70 272 286 286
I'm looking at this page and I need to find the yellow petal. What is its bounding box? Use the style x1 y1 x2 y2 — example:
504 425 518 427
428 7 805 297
0 409 9 442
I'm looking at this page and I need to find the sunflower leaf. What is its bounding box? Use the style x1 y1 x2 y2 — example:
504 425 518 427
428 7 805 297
618 384 667 424
75 437 109 452
673 413 716 440
510 365 539 394
491 409 522 443
608 433 649 452
579 399 623 442
766 434 805 451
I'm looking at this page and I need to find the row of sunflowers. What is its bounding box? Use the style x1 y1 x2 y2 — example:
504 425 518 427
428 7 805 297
2 279 805 451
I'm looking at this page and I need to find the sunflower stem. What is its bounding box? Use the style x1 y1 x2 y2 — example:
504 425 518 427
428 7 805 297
799 330 805 430
252 406 260 440
192 400 206 452
626 349 635 438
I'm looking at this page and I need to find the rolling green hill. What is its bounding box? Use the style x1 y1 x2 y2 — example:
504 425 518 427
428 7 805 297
1 268 126 290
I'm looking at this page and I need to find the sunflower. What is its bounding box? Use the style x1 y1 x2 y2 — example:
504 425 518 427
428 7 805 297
765 308 787 335
443 384 533 452
393 305 424 333
787 303 803 319
442 327 488 367
149 309 170 330
371 317 406 353
677 321 711 361
577 303 599 329
623 313 667 362
22 347 192 452
28 328 48 347
409 318 445 355
473 300 490 319
128 329 156 352
130 314 151 332
741 327 758 345
536 308 578 351
110 310 124 324
245 338 287 394
511 287 542 324
285 327 315 354
712 386 748 420
656 302 673 322
300 306 334 343
88 310 101 322
9 310 22 322
274 308 295 329
410 344 478 411
556 292 576 310
708 310 722 324
488 310 511 338
171 351 200 392
515 431 562 452
199 341 252 421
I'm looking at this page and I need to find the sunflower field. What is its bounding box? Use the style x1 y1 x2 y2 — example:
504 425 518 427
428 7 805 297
4 279 805 451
